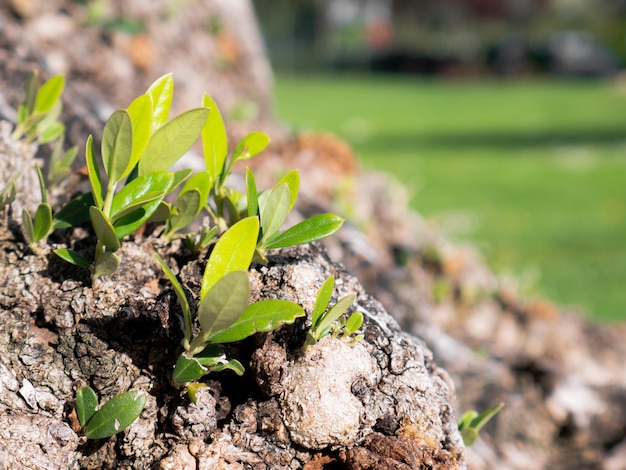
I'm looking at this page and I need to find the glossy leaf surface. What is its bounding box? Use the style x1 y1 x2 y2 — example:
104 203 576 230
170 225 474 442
260 183 290 244
83 390 146 440
85 135 103 209
197 271 250 339
89 207 120 250
208 299 304 344
101 110 133 184
146 73 174 131
200 216 259 301
264 213 344 250
201 93 227 181
76 386 99 428
54 248 91 269
232 131 270 161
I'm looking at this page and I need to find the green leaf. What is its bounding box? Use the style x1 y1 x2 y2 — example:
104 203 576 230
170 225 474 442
208 299 304 344
138 108 209 176
33 203 52 242
126 93 153 177
232 131 270 161
76 386 99 428
111 200 161 239
146 73 174 131
147 201 170 223
264 213 345 250
109 171 173 222
170 169 194 191
22 209 35 245
35 164 47 204
0 174 18 210
200 216 259 301
89 206 120 250
168 189 201 234
85 135 103 209
23 70 38 116
172 354 208 385
54 248 91 269
211 358 245 376
276 170 300 213
180 170 212 205
38 121 64 144
459 403 504 446
260 183 290 244
201 93 228 182
93 251 120 279
313 294 356 341
101 110 133 184
312 277 335 329
53 192 94 229
344 312 364 336
245 168 258 218
83 390 146 440
196 271 250 340
34 75 64 114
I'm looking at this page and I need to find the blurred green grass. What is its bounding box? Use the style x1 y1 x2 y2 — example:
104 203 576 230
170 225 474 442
273 74 626 322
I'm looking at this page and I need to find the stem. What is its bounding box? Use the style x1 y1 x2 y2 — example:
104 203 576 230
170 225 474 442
101 181 117 217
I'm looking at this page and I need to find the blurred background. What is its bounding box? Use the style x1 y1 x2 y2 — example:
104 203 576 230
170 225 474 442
253 0 626 322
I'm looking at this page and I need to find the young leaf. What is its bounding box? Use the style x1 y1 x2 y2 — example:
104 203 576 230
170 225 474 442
146 73 174 131
33 203 53 242
23 70 38 116
109 171 173 222
168 189 201 234
200 216 259 301
34 75 64 114
53 192 94 229
264 213 345 250
196 271 250 340
54 248 91 269
126 93 153 176
112 199 162 239
76 386 99 428
82 390 146 440
260 183 290 244
208 299 305 344
89 207 120 251
38 120 64 144
0 174 18 210
35 164 47 204
93 251 120 279
147 201 171 223
211 358 245 376
459 403 504 446
276 170 300 213
138 108 209 176
201 93 228 181
344 312 364 336
312 277 335 329
85 135 103 209
232 131 270 161
101 110 133 184
180 170 212 205
170 169 195 191
313 294 356 341
22 209 35 246
245 167 258 218
172 354 208 385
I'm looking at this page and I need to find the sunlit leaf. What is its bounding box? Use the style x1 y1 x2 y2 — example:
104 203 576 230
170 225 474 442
201 93 228 181
312 276 334 329
34 75 64 114
232 131 270 161
109 171 172 221
89 206 120 250
83 390 146 439
245 168 258 218
138 108 209 176
86 135 103 209
208 299 304 344
180 170 212 205
101 110 133 184
38 121 64 144
313 294 356 341
126 93 153 176
76 386 99 428
344 312 363 336
146 73 174 131
200 216 259 301
264 213 344 250
211 358 245 376
276 170 300 212
260 183 290 244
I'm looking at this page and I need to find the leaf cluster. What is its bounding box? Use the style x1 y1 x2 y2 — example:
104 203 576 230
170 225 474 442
155 216 305 390
458 403 504 446
12 70 66 144
75 386 146 440
21 165 53 250
305 276 362 349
